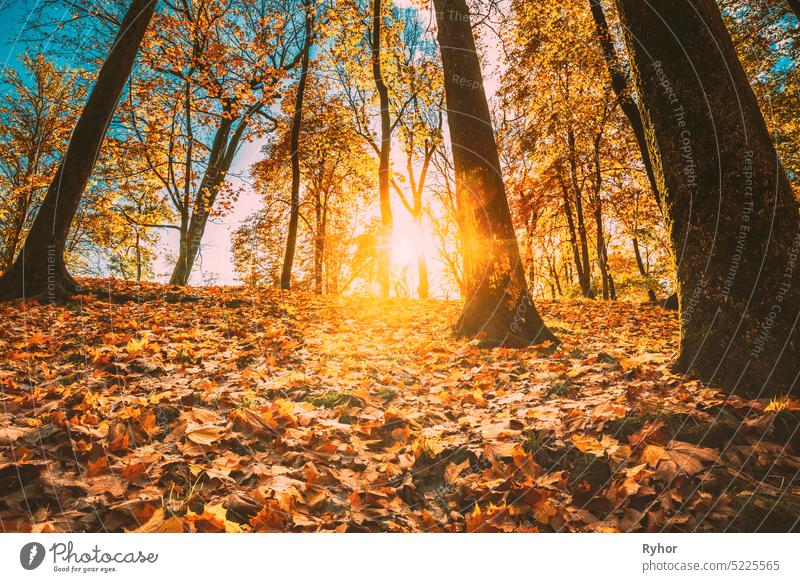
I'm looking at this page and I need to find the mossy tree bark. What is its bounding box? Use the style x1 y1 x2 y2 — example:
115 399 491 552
615 0 800 395
433 0 556 347
0 0 157 301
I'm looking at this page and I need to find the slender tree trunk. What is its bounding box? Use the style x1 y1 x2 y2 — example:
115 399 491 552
169 115 234 285
433 0 556 346
413 195 429 299
589 0 677 308
372 0 393 297
591 136 612 300
595 206 611 300
588 0 663 212
280 5 313 290
312 190 326 295
135 229 142 283
169 101 256 285
559 174 586 293
633 235 658 302
567 127 594 298
551 257 563 296
0 0 156 300
616 0 800 396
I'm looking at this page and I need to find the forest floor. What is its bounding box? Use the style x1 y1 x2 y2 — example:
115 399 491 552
1 279 799 532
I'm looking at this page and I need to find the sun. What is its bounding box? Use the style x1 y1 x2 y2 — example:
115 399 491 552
389 217 428 268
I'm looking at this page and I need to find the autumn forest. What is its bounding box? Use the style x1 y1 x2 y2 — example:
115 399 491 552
0 0 799 534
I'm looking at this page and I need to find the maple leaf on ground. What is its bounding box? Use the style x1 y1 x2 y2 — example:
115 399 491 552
642 440 718 480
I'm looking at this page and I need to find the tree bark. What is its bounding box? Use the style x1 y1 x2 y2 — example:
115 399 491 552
0 0 156 300
280 3 313 290
372 0 393 297
616 0 800 396
433 0 556 346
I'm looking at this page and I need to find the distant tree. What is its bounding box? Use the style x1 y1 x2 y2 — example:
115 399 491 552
239 81 373 293
0 55 83 273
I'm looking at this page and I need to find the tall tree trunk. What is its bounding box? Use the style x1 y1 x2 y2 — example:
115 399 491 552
567 127 594 298
588 0 663 212
280 4 313 290
313 191 327 295
589 0 677 308
0 0 156 300
616 0 800 396
595 206 611 300
591 135 612 300
559 176 586 292
372 0 393 297
433 0 556 347
169 115 234 285
551 256 563 296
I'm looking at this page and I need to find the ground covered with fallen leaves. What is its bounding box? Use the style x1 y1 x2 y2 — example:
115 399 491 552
1 279 799 532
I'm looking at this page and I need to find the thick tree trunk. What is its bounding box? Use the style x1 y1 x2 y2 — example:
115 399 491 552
433 0 556 347
616 0 800 396
372 0 393 297
280 5 313 290
0 0 156 300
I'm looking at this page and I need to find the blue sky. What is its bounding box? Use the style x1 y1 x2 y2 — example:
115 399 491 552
0 0 265 285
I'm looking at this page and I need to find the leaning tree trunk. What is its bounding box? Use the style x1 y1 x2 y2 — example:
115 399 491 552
616 0 800 396
0 0 156 300
169 115 234 286
588 0 663 212
433 0 556 347
280 3 313 290
372 0 393 297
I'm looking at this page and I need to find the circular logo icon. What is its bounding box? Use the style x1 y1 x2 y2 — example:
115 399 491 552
20 542 46 570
